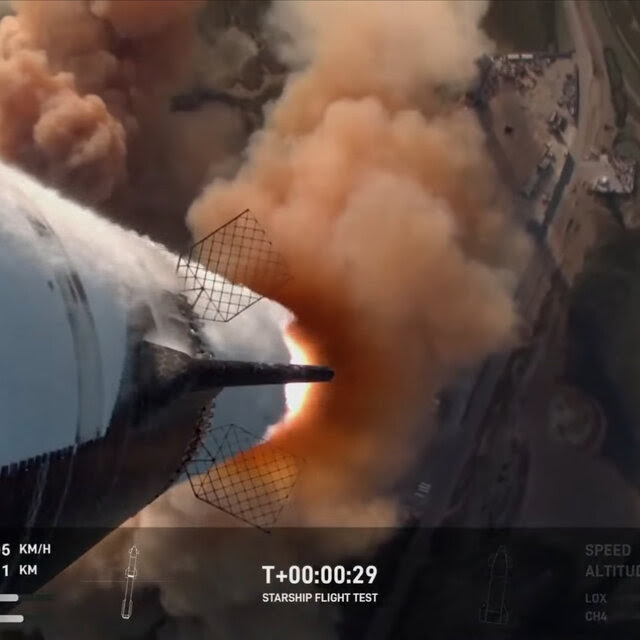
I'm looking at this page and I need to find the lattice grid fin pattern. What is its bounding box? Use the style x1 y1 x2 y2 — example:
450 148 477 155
185 424 304 531
176 210 290 322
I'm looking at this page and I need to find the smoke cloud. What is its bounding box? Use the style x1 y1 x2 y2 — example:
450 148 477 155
4 1 529 638
187 0 523 523
0 0 247 250
0 0 198 200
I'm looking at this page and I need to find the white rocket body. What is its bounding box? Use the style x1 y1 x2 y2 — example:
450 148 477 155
0 161 306 600
0 161 290 469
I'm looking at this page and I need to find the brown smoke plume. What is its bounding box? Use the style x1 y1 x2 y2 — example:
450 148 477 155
10 2 530 638
187 0 524 523
0 0 202 207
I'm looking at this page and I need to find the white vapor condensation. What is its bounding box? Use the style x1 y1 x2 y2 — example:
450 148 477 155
0 158 292 466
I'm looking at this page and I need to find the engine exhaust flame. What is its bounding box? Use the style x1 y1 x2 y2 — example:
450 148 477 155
284 328 312 419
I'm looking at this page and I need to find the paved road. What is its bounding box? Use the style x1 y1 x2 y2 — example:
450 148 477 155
518 1 639 527
566 0 594 157
548 1 616 283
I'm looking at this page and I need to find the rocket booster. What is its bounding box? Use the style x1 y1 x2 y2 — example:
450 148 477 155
0 160 331 474
0 160 333 594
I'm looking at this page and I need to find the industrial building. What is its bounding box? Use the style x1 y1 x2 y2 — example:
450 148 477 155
585 152 636 195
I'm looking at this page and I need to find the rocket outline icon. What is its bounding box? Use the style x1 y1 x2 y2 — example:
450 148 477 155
121 545 139 620
479 545 511 625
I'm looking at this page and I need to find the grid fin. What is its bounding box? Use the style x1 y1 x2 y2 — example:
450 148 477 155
176 210 290 322
184 423 303 531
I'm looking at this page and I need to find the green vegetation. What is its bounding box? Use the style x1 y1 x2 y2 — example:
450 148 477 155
593 2 640 128
604 47 629 128
569 232 640 486
482 0 558 53
602 0 640 71
614 132 640 163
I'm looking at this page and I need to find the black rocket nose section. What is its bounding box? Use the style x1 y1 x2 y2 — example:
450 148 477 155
133 342 334 406
188 359 334 388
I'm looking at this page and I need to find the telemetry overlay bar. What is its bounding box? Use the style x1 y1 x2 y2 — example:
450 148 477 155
0 594 18 602
0 594 22 623
0 615 23 623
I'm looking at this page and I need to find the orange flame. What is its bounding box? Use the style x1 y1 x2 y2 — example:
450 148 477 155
283 328 313 419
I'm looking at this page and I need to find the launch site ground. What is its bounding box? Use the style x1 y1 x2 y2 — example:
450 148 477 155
361 2 640 639
392 0 640 533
